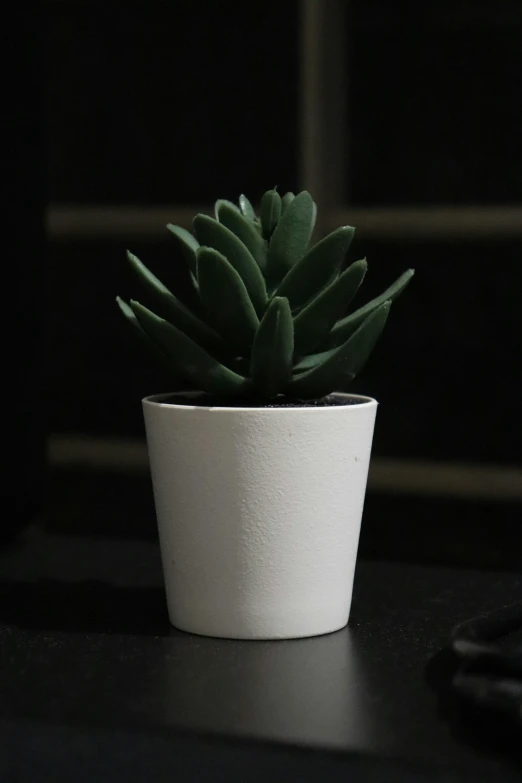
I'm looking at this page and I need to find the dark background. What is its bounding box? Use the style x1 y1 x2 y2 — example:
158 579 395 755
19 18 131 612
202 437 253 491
3 8 522 778
45 0 522 460
7 0 522 558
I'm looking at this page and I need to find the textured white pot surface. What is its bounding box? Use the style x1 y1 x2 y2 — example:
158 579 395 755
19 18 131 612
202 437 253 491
143 393 378 640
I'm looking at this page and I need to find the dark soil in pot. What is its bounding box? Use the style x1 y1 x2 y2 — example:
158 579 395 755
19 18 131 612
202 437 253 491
156 393 367 408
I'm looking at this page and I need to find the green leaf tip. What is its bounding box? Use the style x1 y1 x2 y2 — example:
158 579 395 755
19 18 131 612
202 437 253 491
125 247 223 352
214 199 241 221
324 267 414 349
197 246 260 353
215 200 267 272
293 258 367 355
266 190 315 281
281 192 295 213
260 189 282 239
239 194 256 222
289 300 392 398
165 224 199 277
116 294 131 315
193 213 267 315
116 296 176 376
131 299 251 396
276 225 356 310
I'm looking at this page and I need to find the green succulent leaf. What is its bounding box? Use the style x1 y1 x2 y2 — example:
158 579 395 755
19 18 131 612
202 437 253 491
281 192 295 213
275 225 355 310
292 348 335 373
324 268 415 349
311 201 317 236
288 301 392 398
193 214 268 316
197 247 260 354
293 258 367 355
260 189 282 239
118 186 414 401
126 251 223 352
215 199 241 221
166 224 199 278
239 194 256 222
116 296 178 376
131 300 251 396
163 225 200 310
215 201 267 272
250 297 294 398
266 191 315 280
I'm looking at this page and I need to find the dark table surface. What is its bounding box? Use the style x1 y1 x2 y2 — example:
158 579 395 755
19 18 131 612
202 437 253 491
1 525 522 782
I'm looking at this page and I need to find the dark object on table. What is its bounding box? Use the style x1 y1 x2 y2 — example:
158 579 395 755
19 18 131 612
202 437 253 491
426 599 522 770
450 601 522 725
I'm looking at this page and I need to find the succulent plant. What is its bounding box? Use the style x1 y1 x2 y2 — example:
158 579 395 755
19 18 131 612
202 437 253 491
117 190 414 400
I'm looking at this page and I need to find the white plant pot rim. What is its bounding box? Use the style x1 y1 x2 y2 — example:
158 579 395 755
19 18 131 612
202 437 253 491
143 391 377 413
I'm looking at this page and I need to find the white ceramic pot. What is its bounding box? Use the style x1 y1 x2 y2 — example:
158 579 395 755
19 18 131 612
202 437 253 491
143 392 378 640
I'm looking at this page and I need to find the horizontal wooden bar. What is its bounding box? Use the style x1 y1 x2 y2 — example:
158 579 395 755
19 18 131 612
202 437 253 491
49 435 522 502
369 459 522 503
328 206 522 240
47 204 522 242
47 205 198 241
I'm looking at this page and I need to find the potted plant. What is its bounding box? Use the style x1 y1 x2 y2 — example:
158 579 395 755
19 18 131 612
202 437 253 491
117 189 413 640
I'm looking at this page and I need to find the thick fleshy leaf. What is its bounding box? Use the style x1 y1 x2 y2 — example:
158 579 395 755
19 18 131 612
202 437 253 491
324 269 415 349
293 347 335 373
287 301 391 398
197 247 260 353
250 297 294 398
293 259 367 355
163 224 200 310
281 191 295 213
166 224 199 278
266 191 315 280
131 301 250 396
215 199 241 221
216 201 267 271
126 251 223 352
275 225 355 310
193 214 267 315
311 201 317 236
239 194 256 222
260 189 282 239
116 297 178 376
